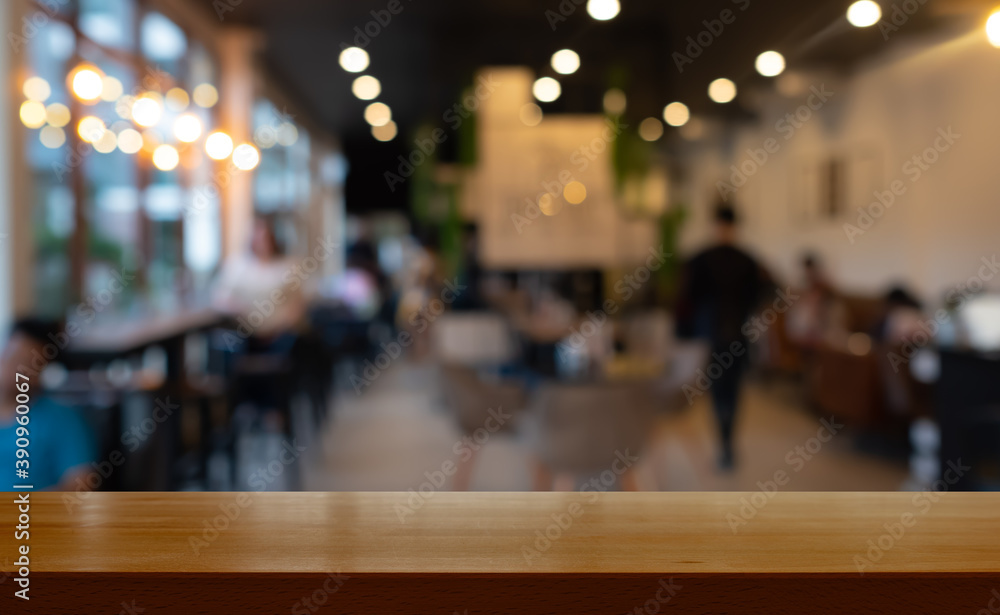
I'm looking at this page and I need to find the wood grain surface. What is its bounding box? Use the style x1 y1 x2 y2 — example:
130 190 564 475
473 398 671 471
2 492 998 613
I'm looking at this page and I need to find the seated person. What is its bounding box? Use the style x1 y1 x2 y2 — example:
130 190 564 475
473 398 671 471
873 286 925 345
0 319 95 491
212 216 307 352
786 253 848 348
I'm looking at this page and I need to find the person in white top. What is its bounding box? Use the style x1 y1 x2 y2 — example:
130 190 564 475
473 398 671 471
212 217 307 344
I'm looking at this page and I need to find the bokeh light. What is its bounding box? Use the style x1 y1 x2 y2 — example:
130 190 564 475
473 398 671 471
132 94 163 127
988 10 1000 47
372 121 398 142
639 117 664 141
539 193 562 216
519 103 543 126
39 126 66 149
708 78 737 103
847 0 881 27
663 102 690 127
551 49 580 75
192 83 219 108
352 75 381 100
755 51 786 77
77 116 106 143
165 87 190 111
173 113 203 142
532 77 561 103
19 101 47 129
93 130 117 154
233 143 261 170
603 88 626 114
586 0 620 21
45 103 71 128
205 132 234 160
152 144 180 171
117 128 143 154
364 102 392 127
339 47 370 73
70 65 104 102
100 76 123 101
563 181 588 204
23 77 51 102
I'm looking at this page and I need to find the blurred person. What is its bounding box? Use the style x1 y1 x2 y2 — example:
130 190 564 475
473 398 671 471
0 319 96 491
212 217 307 431
212 216 307 349
675 205 772 470
396 231 444 357
873 286 925 345
786 252 848 347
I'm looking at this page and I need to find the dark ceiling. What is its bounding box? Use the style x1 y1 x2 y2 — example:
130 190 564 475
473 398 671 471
190 0 981 211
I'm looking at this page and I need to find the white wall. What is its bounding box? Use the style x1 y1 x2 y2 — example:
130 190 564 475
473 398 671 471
677 26 1000 304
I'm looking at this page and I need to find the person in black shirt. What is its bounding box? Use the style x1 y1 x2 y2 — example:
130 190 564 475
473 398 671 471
675 204 772 470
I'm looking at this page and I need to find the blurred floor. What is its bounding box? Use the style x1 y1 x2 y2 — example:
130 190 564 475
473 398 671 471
292 362 906 492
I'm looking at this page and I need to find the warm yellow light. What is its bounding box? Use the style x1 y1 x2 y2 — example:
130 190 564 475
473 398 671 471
205 131 234 160
45 103 71 128
339 47 370 73
586 0 620 21
233 143 260 171
663 102 690 127
364 102 392 127
603 88 626 114
847 0 881 27
277 123 298 146
70 66 104 102
100 76 123 101
39 126 66 149
93 130 117 154
165 87 190 111
563 181 587 204
551 49 580 75
539 193 561 216
755 51 786 77
173 113 203 143
352 75 381 100
532 77 561 103
519 103 543 127
153 144 180 171
988 10 1000 47
23 77 51 102
132 94 163 127
372 120 397 142
19 101 47 129
708 78 737 103
639 117 663 141
117 128 143 154
192 83 219 108
77 116 106 143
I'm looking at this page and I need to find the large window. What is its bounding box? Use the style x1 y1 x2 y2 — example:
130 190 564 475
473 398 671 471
21 2 222 316
252 97 311 251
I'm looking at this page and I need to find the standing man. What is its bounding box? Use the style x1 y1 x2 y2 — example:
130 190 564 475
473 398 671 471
675 205 772 470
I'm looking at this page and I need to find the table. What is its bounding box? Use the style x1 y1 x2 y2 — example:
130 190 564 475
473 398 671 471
65 308 226 489
2 492 998 613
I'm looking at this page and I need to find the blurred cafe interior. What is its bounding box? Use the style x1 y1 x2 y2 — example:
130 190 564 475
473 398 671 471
1 0 999 494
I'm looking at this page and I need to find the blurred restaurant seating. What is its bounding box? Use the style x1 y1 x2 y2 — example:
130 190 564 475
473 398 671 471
1 0 999 495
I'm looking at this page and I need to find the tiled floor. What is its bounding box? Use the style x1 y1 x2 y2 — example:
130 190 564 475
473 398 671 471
293 361 909 492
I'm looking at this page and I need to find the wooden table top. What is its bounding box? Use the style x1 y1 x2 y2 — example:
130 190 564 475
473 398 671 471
5 491 999 575
70 307 222 354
